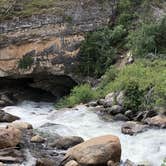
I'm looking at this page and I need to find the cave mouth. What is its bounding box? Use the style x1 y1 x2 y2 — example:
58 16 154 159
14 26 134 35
0 75 77 103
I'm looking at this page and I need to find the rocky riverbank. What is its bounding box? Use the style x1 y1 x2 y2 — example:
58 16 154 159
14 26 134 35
87 91 166 136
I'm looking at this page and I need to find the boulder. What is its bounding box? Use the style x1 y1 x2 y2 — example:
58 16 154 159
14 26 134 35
143 110 158 119
124 110 135 120
36 158 54 166
97 99 106 106
113 113 129 121
134 111 145 121
0 126 21 149
121 121 148 136
104 93 115 107
65 160 80 166
135 110 157 122
86 101 98 107
116 91 124 106
65 135 121 166
50 136 84 150
144 115 166 128
31 135 45 143
0 110 20 122
106 105 123 115
8 122 33 130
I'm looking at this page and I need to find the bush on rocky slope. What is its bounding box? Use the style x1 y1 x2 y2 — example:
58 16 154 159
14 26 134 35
79 25 127 77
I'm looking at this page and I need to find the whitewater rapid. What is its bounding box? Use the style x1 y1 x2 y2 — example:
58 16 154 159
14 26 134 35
2 101 166 166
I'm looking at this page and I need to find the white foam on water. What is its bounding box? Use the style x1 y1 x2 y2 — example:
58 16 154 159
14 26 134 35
2 101 166 166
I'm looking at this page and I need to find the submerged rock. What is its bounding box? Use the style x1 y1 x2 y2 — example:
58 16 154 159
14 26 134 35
0 126 21 149
123 159 137 166
50 136 84 150
31 135 45 143
65 135 121 166
0 110 20 122
121 121 148 136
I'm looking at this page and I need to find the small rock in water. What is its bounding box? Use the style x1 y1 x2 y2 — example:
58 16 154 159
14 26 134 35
143 115 166 128
0 110 20 122
106 105 123 115
123 159 137 166
113 113 129 121
50 136 84 150
31 135 45 143
121 121 148 136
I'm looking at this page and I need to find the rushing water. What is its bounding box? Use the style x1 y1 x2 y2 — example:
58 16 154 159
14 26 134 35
2 101 166 166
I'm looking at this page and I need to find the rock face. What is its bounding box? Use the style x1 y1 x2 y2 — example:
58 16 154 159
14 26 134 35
65 135 121 166
0 110 20 122
0 126 21 149
0 1 116 96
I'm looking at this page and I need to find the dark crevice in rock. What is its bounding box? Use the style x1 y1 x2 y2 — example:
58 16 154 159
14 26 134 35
0 74 77 104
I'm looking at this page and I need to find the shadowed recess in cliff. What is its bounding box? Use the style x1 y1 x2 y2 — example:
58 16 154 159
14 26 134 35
0 75 77 103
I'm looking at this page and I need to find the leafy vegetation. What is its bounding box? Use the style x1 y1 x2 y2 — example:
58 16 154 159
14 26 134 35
100 60 166 109
18 56 34 69
128 16 166 58
58 59 166 110
56 84 98 108
161 159 166 166
79 25 127 77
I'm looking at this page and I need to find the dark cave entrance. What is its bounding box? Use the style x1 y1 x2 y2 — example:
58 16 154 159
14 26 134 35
0 75 77 103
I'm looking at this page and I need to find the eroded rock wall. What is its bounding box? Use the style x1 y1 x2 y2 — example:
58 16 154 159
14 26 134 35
0 0 115 78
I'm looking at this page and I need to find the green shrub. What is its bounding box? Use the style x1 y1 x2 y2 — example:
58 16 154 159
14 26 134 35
123 81 144 112
128 16 166 58
98 66 118 89
18 56 34 69
101 59 166 109
79 25 127 77
161 159 166 166
56 84 98 108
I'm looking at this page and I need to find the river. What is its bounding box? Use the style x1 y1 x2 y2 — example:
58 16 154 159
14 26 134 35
2 101 166 166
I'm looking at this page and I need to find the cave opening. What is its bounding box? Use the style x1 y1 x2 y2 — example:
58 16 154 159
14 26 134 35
0 75 77 103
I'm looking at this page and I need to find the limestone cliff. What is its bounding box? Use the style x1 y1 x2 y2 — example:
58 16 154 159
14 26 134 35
0 0 115 78
0 0 116 98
